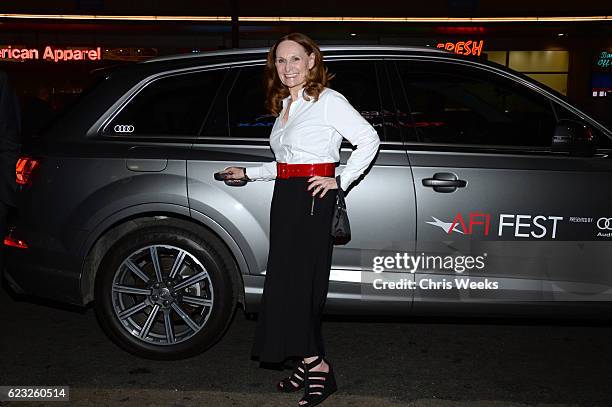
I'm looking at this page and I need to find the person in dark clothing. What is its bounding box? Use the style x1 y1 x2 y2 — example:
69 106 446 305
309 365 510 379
0 71 22 273
21 87 55 142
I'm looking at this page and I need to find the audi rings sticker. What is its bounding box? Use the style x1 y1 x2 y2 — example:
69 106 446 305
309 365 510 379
114 124 135 133
597 217 612 230
597 217 612 238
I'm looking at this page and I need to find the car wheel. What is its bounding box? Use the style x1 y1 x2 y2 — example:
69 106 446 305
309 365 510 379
94 222 236 360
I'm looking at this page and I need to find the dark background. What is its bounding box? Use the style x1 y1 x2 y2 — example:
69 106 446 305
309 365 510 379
0 0 610 133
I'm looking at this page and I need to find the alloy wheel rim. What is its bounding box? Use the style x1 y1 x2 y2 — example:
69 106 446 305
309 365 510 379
110 244 214 346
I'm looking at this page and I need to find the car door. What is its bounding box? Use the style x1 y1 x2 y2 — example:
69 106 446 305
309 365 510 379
392 58 612 315
324 59 415 313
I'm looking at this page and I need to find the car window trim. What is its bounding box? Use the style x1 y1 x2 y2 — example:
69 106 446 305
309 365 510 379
191 141 407 153
401 141 612 157
192 136 404 148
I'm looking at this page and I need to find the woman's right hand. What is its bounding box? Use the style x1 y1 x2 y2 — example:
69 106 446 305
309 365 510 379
220 166 246 180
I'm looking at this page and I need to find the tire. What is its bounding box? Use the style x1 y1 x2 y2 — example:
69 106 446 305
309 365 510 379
94 221 237 360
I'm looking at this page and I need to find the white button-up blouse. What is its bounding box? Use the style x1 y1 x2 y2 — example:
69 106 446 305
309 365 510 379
244 86 381 191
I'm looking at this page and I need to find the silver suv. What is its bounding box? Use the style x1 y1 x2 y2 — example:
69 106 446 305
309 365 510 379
4 46 612 360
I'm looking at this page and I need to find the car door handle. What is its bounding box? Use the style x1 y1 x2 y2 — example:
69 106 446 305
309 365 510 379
422 173 467 193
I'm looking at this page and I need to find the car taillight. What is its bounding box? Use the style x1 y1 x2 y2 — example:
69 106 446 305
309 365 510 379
4 235 28 249
16 157 41 186
4 227 28 249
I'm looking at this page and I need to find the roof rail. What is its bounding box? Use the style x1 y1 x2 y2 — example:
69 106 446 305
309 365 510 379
142 44 446 63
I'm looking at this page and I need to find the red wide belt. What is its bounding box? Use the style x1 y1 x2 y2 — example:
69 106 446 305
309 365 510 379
276 162 335 179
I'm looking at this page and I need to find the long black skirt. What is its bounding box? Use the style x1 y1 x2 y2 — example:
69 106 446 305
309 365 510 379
250 176 337 364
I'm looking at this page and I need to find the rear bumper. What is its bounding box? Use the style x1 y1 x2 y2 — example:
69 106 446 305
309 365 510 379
2 265 25 294
4 245 85 306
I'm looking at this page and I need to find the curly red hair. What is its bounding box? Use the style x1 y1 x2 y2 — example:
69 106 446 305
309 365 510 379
263 32 335 117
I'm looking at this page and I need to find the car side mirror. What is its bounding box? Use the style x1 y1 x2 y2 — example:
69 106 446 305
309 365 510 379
551 119 596 156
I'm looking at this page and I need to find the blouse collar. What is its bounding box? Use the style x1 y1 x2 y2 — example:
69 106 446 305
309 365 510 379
283 86 307 107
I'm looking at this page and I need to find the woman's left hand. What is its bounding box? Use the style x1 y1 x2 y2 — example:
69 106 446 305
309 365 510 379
307 176 338 198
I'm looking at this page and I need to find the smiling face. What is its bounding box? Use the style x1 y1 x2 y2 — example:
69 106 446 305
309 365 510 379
275 40 315 93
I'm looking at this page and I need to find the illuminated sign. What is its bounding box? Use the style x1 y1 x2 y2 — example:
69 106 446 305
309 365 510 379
435 27 486 34
436 40 484 56
0 45 102 62
596 50 612 70
104 48 158 61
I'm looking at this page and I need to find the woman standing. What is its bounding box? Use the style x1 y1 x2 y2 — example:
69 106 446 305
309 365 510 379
220 32 380 406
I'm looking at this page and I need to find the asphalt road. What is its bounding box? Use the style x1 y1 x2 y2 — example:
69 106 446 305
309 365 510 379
1 282 611 407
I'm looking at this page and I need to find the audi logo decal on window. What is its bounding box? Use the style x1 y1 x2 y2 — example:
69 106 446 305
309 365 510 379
597 217 612 230
114 124 135 133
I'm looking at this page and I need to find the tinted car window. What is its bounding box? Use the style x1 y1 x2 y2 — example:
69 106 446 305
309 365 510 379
325 60 386 142
227 66 275 138
218 62 386 141
396 61 557 147
104 69 227 137
553 103 612 149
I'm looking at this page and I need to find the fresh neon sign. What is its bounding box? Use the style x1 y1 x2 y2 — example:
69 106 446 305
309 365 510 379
436 40 484 56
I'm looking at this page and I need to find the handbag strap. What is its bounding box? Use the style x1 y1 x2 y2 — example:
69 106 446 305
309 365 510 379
335 175 346 202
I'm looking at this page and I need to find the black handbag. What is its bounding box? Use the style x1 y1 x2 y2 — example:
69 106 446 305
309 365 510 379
331 175 351 241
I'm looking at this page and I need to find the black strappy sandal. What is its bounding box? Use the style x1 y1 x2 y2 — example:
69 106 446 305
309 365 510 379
276 359 306 392
298 356 337 407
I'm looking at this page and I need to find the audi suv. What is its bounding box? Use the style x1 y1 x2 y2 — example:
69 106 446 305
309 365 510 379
4 45 612 359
